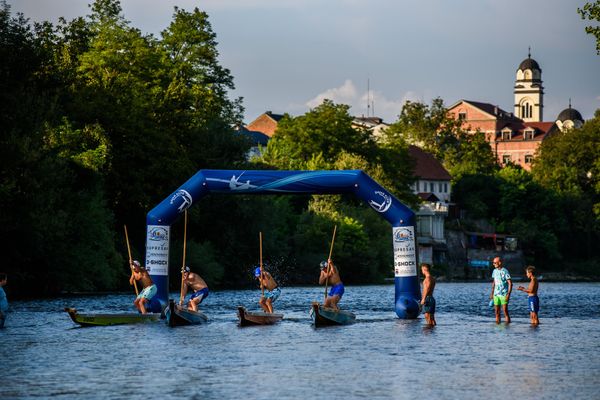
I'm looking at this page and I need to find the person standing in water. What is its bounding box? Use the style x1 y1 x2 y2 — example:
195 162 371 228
517 266 540 325
420 263 436 326
490 256 512 324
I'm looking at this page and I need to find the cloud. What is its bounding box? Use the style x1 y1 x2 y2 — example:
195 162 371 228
305 79 358 108
305 80 420 122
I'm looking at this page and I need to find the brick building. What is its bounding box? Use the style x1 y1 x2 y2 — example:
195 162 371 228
246 111 285 137
447 53 584 170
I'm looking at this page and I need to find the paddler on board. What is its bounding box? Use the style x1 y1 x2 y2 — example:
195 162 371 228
319 259 345 311
255 267 281 313
130 260 157 314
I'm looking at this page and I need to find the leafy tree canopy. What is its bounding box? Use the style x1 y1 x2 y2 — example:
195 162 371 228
578 1 600 54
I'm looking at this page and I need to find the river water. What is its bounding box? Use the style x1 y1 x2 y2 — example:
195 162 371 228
1 282 599 399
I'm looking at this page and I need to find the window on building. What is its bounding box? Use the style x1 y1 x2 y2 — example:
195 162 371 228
521 102 531 119
444 183 448 193
502 155 511 164
502 130 512 140
429 182 434 192
438 183 443 192
524 154 533 164
524 129 534 140
458 112 466 120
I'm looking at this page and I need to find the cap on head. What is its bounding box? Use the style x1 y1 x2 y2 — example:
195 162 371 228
184 266 190 273
319 261 328 270
132 260 141 268
254 267 261 277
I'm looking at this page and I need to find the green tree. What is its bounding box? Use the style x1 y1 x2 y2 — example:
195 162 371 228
532 110 600 259
0 2 121 294
384 98 461 160
443 130 498 181
262 100 373 168
578 1 600 54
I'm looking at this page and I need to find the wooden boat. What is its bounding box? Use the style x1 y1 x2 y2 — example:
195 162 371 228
64 307 161 327
237 306 283 326
310 302 356 327
165 299 208 327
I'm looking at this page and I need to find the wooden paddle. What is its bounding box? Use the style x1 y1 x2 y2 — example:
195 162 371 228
324 225 337 302
179 209 188 306
124 225 139 296
259 231 264 297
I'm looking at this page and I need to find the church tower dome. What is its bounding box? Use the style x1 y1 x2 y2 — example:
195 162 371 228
556 101 584 131
514 49 544 122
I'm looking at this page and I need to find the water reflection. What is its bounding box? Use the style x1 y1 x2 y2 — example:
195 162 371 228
0 283 599 399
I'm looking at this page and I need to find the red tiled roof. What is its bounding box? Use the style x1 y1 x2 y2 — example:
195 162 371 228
495 121 557 141
408 145 452 180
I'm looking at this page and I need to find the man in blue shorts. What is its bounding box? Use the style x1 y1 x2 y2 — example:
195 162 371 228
180 266 209 312
490 256 512 324
319 259 345 310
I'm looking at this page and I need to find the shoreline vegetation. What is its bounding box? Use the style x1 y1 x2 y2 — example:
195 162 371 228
2 1 599 298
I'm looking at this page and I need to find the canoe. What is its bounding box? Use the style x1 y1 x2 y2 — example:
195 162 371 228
165 299 208 327
310 302 356 327
64 307 161 327
237 306 283 326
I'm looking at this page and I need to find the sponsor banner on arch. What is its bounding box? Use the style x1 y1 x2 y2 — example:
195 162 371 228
393 226 417 277
145 225 170 276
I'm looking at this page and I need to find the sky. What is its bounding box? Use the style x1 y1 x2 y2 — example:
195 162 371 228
7 0 600 124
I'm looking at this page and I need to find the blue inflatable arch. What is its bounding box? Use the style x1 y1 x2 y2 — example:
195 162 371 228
145 170 421 319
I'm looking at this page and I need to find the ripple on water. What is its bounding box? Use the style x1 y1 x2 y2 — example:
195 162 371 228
1 283 599 399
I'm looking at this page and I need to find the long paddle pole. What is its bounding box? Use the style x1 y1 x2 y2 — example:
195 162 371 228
259 232 264 297
324 225 337 302
179 209 188 306
124 225 139 296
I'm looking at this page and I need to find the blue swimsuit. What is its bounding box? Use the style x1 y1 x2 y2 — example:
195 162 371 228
528 295 540 313
190 287 209 304
328 283 345 298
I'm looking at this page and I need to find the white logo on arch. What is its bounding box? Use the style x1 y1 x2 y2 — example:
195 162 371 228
170 189 192 213
369 191 392 213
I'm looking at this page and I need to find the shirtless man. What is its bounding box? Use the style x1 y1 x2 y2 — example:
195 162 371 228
180 266 209 312
319 259 345 310
420 263 436 326
517 266 540 325
255 267 280 313
129 260 157 314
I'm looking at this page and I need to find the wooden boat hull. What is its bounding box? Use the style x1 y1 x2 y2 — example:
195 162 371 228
65 307 160 327
166 300 208 327
310 302 356 327
237 306 283 326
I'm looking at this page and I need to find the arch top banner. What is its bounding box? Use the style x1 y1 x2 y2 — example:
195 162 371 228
146 169 420 319
147 169 415 227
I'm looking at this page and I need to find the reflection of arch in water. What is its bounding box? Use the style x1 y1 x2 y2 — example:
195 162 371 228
146 170 421 319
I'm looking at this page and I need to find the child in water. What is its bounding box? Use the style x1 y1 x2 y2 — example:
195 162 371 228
517 266 540 325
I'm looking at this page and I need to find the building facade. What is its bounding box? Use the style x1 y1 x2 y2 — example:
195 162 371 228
447 54 584 170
